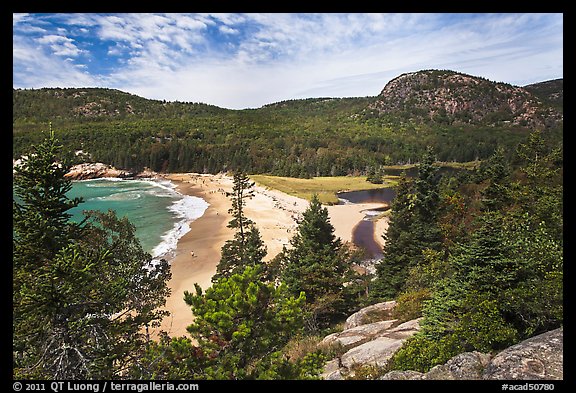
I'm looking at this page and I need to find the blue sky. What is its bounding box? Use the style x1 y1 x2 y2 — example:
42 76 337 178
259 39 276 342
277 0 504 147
13 13 563 109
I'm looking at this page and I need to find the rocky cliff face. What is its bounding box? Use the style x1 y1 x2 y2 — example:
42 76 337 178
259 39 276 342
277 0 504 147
320 301 421 380
367 70 562 129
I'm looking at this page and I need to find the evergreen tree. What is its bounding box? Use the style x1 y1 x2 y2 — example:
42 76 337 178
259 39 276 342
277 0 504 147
514 130 563 242
413 147 441 223
13 130 85 377
280 194 355 327
388 133 562 372
13 131 171 379
226 170 255 243
477 147 512 211
212 171 267 282
450 212 518 293
215 225 267 281
184 265 313 379
372 147 443 300
13 129 83 272
371 175 415 299
366 165 384 184
498 215 563 337
131 333 206 379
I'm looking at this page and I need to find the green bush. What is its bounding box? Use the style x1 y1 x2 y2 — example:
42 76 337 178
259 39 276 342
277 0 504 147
392 288 432 322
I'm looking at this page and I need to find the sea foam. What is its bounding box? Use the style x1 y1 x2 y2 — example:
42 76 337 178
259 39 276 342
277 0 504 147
150 180 210 260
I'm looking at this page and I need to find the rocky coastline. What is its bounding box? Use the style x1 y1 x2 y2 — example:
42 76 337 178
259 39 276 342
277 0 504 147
63 162 157 180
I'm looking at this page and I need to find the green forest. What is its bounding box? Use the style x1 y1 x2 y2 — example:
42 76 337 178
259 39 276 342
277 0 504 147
13 85 562 178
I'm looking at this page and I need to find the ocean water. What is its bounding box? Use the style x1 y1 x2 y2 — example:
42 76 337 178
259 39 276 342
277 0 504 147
66 178 209 259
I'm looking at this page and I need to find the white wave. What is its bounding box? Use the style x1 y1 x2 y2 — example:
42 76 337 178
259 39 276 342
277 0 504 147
150 184 210 260
140 178 178 193
144 187 176 198
79 177 210 262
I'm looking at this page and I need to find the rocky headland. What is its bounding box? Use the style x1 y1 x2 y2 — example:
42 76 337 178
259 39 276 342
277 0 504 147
63 162 137 180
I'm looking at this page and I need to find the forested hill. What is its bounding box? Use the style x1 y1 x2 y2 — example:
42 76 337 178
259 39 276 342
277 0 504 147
12 87 227 121
13 69 563 177
12 71 562 125
523 78 563 112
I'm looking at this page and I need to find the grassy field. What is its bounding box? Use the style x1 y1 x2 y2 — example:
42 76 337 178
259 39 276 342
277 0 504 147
250 175 399 205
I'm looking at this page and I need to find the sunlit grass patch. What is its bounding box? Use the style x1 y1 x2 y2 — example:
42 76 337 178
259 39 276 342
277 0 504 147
251 175 398 204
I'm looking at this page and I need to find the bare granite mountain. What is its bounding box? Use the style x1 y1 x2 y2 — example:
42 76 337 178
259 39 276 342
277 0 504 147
366 69 563 129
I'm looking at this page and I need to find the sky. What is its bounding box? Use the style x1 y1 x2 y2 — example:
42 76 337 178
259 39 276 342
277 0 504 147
13 13 563 110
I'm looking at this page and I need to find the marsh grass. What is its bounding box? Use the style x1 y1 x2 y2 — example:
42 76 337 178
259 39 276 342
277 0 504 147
251 175 398 204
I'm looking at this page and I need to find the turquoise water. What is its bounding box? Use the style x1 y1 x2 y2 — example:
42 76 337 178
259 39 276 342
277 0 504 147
66 178 209 258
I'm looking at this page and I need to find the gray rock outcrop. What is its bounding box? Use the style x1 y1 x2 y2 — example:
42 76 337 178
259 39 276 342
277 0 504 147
426 351 492 380
321 319 398 350
65 163 134 180
338 318 421 371
343 301 396 329
381 327 563 380
482 327 563 380
319 301 421 380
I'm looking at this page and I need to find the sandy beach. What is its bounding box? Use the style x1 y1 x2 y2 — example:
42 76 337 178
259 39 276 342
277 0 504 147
153 173 389 337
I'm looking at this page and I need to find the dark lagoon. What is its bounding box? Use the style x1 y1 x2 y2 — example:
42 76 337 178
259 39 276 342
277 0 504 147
338 188 396 205
337 166 472 259
337 188 395 260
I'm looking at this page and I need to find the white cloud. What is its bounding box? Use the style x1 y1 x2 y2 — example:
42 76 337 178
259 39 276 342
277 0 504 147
37 34 84 57
101 13 562 108
219 25 238 35
13 36 99 88
13 13 30 26
174 14 210 30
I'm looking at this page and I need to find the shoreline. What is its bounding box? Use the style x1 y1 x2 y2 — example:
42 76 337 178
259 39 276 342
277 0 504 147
152 173 234 337
151 173 390 338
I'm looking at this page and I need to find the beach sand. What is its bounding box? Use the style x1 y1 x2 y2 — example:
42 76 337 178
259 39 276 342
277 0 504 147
152 173 233 337
153 173 390 337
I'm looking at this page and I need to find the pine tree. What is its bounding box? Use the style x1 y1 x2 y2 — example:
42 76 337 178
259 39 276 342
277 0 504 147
514 130 563 242
214 225 267 281
226 171 255 243
280 194 354 327
213 171 267 282
366 165 384 184
184 265 309 379
13 130 85 377
388 133 563 372
413 147 441 223
13 130 172 379
371 175 415 299
372 147 443 300
478 147 512 211
13 129 84 271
